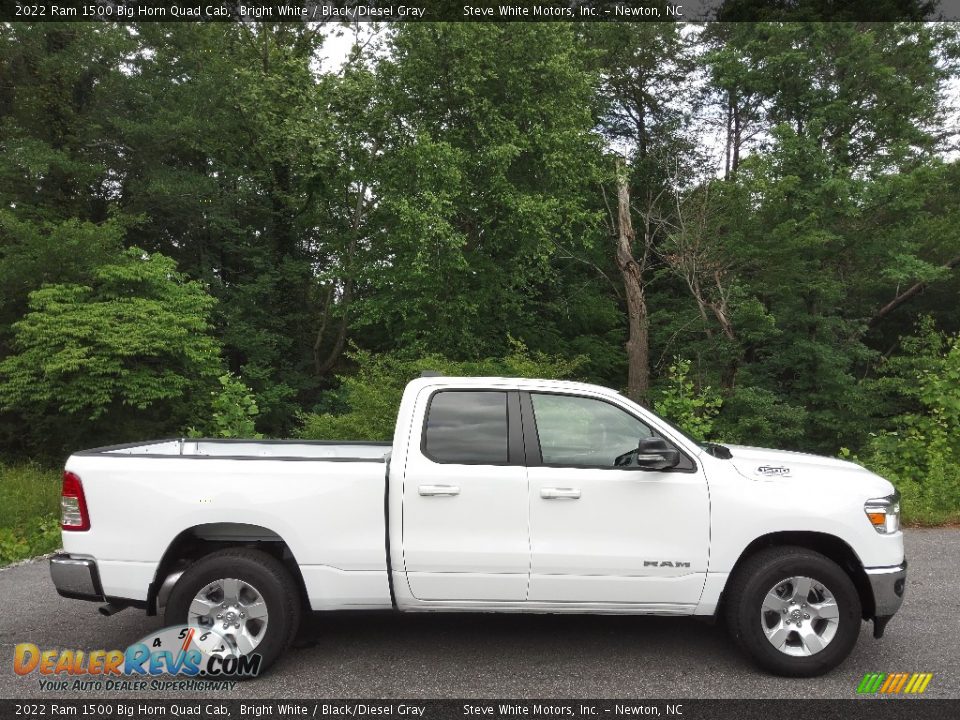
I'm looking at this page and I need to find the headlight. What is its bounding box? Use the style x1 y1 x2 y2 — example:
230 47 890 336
864 490 901 534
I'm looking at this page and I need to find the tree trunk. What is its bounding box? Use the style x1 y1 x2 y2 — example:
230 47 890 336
614 164 650 406
314 279 352 376
313 184 368 376
867 255 960 328
724 91 734 180
731 97 742 176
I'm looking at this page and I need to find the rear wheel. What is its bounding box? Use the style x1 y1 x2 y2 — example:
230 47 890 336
164 548 301 677
725 546 861 677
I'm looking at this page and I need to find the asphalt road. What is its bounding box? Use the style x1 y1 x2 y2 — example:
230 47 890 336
1 529 957 700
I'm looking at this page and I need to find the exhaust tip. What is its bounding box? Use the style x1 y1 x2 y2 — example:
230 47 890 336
98 602 127 617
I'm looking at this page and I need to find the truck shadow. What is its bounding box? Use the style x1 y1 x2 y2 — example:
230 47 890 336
279 611 768 695
295 609 728 656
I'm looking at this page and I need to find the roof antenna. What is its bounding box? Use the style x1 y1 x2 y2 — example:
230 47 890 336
420 370 443 377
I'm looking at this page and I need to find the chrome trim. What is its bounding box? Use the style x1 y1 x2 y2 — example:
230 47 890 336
866 560 907 617
540 487 582 500
49 554 103 601
418 484 461 496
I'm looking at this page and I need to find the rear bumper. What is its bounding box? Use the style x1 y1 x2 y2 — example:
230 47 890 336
49 554 104 602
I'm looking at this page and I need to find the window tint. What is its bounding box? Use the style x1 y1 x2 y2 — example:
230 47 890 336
531 393 654 467
424 391 509 464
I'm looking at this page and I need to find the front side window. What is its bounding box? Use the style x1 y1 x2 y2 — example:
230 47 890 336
424 391 509 464
531 393 654 467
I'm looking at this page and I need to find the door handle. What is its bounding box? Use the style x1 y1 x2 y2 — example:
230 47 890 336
540 487 581 500
418 484 460 497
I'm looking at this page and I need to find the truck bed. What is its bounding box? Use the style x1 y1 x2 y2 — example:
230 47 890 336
77 438 391 461
63 437 394 610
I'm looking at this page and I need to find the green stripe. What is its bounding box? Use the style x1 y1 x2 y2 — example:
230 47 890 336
856 673 885 693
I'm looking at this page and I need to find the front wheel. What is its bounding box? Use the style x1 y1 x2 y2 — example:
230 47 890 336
725 546 862 677
164 548 301 677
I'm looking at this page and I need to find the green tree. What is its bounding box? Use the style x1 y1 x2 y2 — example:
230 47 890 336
353 23 603 359
0 23 134 225
584 22 698 405
692 21 959 451
0 18 959 493
0 248 222 456
0 23 136 352
0 214 126 350
111 24 339 432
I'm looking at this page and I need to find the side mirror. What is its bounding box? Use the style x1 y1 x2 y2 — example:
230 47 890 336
633 437 680 471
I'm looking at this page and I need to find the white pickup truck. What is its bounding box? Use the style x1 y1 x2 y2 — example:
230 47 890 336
51 376 906 677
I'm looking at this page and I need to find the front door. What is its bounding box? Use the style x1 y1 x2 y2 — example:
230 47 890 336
524 392 709 607
401 389 529 601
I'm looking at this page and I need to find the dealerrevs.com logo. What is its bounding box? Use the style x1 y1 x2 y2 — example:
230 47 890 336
14 626 260 690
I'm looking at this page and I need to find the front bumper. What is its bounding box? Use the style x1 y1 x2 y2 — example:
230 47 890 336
49 554 104 602
866 560 907 637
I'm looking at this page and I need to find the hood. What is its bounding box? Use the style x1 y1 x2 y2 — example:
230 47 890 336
722 444 894 497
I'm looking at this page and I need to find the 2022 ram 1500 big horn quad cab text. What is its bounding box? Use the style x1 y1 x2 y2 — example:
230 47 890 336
51 376 906 677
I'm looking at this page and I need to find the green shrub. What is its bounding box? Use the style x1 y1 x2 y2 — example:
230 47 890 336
714 386 808 449
856 326 960 525
187 373 262 439
0 517 61 566
653 359 722 442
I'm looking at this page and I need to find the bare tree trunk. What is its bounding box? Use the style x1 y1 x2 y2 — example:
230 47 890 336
710 271 736 341
614 163 650 406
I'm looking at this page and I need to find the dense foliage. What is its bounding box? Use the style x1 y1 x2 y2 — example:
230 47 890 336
1 18 959 522
0 247 223 449
299 342 583 441
851 321 960 524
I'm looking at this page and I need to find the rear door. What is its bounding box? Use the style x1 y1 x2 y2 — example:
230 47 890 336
401 388 529 601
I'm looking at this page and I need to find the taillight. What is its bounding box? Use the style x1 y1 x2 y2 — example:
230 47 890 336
61 471 90 531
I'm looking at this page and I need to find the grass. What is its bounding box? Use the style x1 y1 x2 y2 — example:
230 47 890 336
0 463 62 566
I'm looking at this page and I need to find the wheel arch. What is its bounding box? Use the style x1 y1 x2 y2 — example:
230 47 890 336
147 522 308 616
720 531 875 619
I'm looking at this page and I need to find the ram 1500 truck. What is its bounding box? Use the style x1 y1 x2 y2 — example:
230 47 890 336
50 376 906 677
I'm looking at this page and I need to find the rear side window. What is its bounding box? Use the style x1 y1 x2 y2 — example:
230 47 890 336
424 391 509 464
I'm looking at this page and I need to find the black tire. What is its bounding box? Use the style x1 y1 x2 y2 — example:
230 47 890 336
724 546 862 677
164 548 301 677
